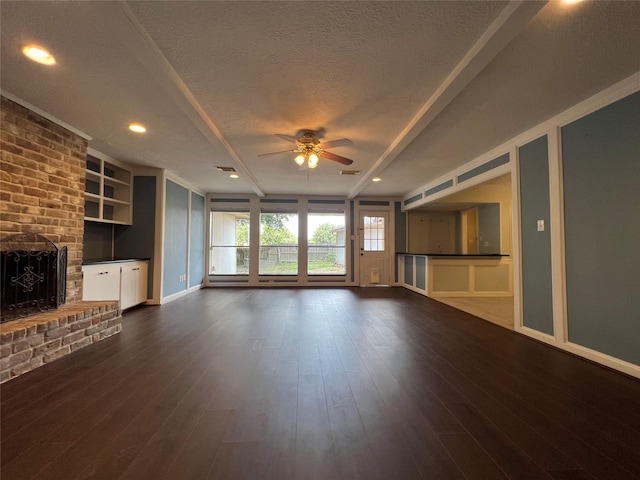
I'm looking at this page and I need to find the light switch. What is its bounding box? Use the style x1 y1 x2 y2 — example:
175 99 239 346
537 219 545 232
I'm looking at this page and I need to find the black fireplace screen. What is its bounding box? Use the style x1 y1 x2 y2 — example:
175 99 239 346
1 233 67 323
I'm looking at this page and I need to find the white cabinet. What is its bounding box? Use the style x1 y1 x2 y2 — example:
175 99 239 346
82 264 121 301
120 261 148 310
82 260 148 309
84 154 132 225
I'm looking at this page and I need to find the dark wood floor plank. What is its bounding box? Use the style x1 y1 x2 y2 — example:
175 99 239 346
222 347 279 443
73 367 207 480
0 393 95 467
161 409 235 480
439 432 510 480
316 329 357 409
409 337 582 471
260 356 298 480
426 331 640 479
295 373 339 480
117 368 228 480
444 401 555 480
346 369 426 480
360 356 466 480
547 470 597 480
0 441 73 480
206 441 262 480
28 371 174 480
375 344 466 434
2 287 638 480
328 404 386 480
39 360 166 445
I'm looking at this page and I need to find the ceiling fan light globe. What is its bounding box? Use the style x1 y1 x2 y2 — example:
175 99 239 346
294 154 305 166
308 154 319 168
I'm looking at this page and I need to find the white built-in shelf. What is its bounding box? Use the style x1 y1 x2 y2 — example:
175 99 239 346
84 154 132 225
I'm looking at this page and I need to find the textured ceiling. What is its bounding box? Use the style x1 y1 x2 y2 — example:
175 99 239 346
1 1 639 198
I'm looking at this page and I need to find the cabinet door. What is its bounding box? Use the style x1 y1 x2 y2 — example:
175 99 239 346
83 265 120 301
135 261 149 305
120 264 137 310
120 261 148 309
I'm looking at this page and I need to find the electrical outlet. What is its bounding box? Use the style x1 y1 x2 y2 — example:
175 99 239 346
537 219 545 232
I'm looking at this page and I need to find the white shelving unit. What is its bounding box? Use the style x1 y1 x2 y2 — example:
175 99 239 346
84 153 132 224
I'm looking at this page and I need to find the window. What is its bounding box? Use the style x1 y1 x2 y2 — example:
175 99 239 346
308 212 346 275
259 212 298 275
209 211 249 275
363 215 385 251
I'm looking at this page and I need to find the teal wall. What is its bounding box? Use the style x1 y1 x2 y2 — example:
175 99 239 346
561 92 640 365
115 176 157 298
415 256 426 290
83 222 112 261
189 192 205 288
404 256 413 286
518 135 554 335
163 179 189 297
478 203 501 254
395 201 407 282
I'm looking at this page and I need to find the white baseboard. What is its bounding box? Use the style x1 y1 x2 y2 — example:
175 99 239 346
160 285 200 305
516 326 640 379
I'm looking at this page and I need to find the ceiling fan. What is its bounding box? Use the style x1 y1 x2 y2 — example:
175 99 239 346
258 132 354 168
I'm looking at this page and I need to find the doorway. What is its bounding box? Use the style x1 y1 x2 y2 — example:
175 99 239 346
358 211 390 285
461 207 478 254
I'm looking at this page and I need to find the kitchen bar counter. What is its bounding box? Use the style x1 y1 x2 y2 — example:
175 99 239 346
397 252 508 257
399 253 512 298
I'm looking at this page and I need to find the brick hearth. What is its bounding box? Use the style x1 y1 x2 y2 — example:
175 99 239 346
0 96 125 383
0 302 122 383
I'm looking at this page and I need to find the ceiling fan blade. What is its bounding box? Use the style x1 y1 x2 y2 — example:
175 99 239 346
274 134 299 144
320 138 353 149
320 151 354 165
257 149 297 157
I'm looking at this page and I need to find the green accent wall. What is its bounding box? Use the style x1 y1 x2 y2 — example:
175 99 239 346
561 91 640 365
518 135 554 335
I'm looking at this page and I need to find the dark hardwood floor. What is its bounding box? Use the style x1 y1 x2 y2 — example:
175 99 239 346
2 287 639 480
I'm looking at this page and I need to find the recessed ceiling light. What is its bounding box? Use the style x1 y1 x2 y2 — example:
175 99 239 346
372 177 382 182
561 0 584 4
128 123 146 133
22 45 56 65
229 174 239 179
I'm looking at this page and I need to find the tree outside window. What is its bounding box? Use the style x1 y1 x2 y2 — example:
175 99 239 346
308 213 346 275
259 213 298 274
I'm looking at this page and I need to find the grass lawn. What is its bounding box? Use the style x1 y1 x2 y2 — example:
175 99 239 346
238 260 346 275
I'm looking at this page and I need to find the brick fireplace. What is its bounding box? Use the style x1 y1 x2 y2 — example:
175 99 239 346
1 95 122 383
